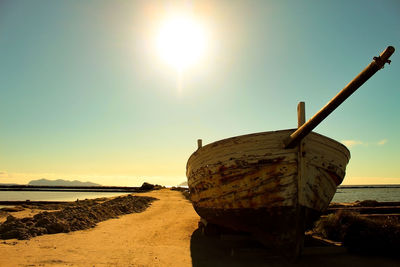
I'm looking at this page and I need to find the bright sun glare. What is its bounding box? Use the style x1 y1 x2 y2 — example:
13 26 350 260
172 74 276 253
157 15 207 70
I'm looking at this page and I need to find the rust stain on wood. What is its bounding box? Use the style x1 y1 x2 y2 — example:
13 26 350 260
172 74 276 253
187 129 350 250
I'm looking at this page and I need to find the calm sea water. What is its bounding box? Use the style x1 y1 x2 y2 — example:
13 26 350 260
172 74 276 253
1 185 399 204
0 191 129 202
332 185 400 203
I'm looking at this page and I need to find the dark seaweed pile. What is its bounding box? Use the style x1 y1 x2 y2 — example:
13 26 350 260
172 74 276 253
313 210 400 256
0 195 157 240
170 187 190 200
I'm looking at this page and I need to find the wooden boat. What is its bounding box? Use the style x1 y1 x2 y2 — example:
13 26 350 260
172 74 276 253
186 46 395 256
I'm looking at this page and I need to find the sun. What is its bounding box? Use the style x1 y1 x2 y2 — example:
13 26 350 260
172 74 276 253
157 15 207 70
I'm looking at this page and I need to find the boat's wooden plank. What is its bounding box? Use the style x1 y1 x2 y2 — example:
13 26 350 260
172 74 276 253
189 130 349 212
188 154 297 184
299 165 338 210
330 201 400 207
188 130 297 166
192 169 298 209
299 134 349 211
306 234 343 247
306 133 350 162
327 206 400 214
188 131 301 210
189 146 297 173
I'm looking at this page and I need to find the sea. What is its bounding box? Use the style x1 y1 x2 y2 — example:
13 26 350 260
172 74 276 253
0 191 129 207
0 185 399 206
332 185 400 203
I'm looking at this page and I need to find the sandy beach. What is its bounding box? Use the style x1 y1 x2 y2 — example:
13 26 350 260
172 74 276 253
0 189 198 266
1 189 400 267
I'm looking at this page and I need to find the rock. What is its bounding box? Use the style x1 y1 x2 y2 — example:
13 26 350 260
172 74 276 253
355 200 380 207
0 206 24 212
5 215 17 222
140 182 155 190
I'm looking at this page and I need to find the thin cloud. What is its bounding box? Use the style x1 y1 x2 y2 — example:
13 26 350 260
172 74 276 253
341 139 388 147
343 176 400 185
341 140 363 147
377 139 388 145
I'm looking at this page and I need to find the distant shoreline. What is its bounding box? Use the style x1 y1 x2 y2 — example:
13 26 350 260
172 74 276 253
3 184 400 190
0 183 165 202
0 183 164 193
0 185 143 192
338 184 400 189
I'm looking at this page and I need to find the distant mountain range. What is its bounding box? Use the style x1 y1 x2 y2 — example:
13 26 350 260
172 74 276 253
28 179 101 187
178 181 188 186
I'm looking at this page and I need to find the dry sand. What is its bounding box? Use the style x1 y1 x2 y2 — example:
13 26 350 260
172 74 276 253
1 189 399 267
0 189 199 266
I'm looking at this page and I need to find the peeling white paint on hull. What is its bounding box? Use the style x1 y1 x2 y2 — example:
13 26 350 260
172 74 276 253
186 129 350 251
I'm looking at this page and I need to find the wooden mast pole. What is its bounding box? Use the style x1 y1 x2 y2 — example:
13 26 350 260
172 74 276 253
297 102 305 128
285 46 395 149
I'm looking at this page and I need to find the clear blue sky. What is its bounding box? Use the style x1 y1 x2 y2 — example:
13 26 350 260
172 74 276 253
0 0 399 186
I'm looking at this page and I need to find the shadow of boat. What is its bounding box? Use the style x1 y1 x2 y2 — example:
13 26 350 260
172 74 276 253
189 228 400 267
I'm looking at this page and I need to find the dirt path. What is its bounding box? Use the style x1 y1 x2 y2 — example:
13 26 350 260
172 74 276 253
0 189 199 266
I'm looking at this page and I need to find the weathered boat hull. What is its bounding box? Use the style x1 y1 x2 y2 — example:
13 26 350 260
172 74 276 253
186 129 350 250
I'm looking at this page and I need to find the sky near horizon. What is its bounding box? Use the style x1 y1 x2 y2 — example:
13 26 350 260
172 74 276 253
0 0 399 186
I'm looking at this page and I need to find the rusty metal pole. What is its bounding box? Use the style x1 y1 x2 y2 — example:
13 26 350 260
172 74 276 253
284 46 395 149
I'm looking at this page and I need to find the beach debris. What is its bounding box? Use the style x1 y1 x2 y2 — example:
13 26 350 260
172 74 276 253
313 210 400 256
0 206 24 212
170 187 190 200
139 182 164 191
0 195 157 240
